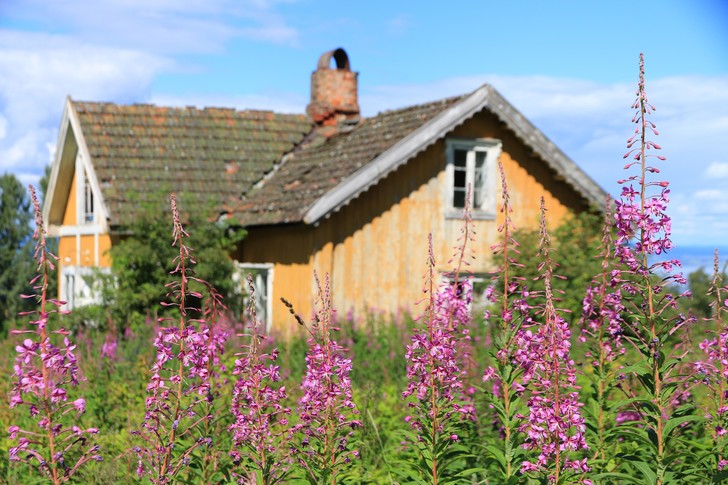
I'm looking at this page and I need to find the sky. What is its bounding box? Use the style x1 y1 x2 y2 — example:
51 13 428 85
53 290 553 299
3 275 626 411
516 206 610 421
0 0 727 250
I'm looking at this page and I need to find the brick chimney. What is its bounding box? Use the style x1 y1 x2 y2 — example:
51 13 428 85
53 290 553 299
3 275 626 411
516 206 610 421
306 48 360 132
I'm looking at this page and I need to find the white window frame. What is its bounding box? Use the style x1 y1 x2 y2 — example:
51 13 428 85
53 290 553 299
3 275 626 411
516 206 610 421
235 262 274 332
83 176 94 224
60 266 109 311
445 138 501 219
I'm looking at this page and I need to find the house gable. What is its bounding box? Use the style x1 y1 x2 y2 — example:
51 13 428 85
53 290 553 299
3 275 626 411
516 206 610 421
303 84 605 225
45 98 109 235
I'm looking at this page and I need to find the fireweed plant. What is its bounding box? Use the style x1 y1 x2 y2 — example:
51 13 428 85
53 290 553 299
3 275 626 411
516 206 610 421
695 251 728 478
400 221 476 484
229 273 291 484
578 196 626 471
481 163 531 483
8 186 101 483
132 194 228 484
515 199 590 483
288 272 362 484
609 54 696 484
195 278 230 483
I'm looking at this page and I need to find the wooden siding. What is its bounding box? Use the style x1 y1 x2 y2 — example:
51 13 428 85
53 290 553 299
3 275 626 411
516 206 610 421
238 110 585 334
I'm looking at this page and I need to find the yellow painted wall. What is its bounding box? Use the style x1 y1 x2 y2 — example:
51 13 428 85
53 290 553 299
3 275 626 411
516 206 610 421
58 234 112 268
238 110 590 334
56 166 112 299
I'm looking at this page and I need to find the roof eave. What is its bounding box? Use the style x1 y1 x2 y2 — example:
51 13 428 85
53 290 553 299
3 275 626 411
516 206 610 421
66 100 111 233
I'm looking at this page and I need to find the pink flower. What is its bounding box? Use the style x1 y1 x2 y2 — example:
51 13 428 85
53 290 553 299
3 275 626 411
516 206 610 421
289 273 360 481
72 398 85 413
133 194 228 483
230 277 291 483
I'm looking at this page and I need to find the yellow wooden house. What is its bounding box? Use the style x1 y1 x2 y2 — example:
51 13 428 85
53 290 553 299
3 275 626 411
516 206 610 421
44 48 606 334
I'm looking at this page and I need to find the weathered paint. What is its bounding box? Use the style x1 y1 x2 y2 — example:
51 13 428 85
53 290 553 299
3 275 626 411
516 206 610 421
238 110 589 334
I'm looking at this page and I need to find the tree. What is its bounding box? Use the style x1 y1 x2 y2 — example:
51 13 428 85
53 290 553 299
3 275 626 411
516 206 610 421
0 173 34 333
680 264 728 321
508 209 605 321
102 191 246 330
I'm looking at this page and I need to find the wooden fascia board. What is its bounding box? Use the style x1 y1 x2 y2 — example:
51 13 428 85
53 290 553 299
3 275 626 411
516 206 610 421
303 85 493 224
65 99 110 234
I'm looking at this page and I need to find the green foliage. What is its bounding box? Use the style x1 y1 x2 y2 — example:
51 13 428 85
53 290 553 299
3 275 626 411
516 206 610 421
104 191 245 330
510 209 605 321
682 266 727 320
0 173 34 335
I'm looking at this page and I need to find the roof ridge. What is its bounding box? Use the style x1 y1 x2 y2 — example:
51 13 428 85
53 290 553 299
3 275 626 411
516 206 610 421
370 93 469 118
71 99 310 119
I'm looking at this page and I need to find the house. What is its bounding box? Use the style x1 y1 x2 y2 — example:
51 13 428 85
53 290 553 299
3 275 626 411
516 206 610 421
43 48 606 334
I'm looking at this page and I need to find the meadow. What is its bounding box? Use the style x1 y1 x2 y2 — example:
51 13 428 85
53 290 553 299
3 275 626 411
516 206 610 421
2 54 727 484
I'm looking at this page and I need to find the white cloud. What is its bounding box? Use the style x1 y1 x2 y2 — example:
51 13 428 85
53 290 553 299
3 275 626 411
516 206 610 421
0 31 168 176
0 0 301 178
150 92 305 114
695 189 725 200
2 0 300 52
706 162 728 178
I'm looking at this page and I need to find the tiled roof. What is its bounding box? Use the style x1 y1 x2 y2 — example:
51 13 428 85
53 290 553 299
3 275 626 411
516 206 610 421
73 101 312 227
236 95 464 225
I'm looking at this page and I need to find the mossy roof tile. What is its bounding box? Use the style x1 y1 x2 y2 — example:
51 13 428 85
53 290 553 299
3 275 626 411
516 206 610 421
73 101 312 227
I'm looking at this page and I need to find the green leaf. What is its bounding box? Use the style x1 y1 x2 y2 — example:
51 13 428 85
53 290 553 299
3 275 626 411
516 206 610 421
630 460 658 484
594 472 649 484
484 444 507 468
663 414 703 438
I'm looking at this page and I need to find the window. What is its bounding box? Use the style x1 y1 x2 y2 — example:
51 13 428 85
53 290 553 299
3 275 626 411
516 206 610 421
60 266 109 311
84 176 94 223
235 263 274 332
446 139 501 218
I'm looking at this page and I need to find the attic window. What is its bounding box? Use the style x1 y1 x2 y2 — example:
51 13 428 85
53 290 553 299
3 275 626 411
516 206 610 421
84 177 94 223
445 139 501 219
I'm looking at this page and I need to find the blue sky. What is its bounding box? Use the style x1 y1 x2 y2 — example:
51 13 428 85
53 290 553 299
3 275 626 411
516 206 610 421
0 0 727 249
